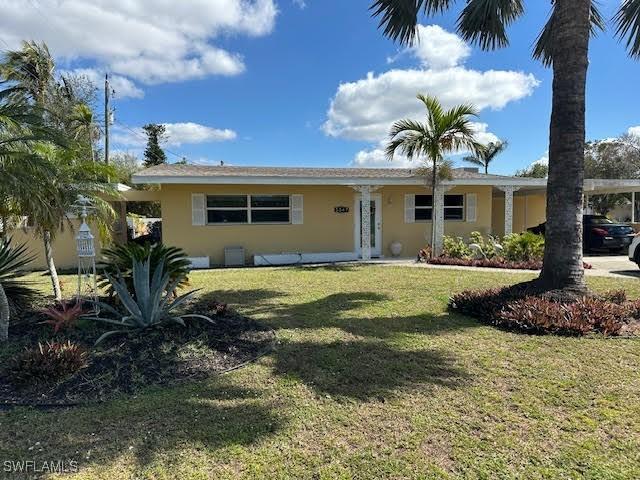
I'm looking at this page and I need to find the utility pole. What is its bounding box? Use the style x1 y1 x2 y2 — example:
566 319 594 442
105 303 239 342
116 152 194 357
104 74 110 165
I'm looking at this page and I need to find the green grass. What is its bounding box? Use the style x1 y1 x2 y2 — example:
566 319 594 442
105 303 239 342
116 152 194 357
2 266 640 479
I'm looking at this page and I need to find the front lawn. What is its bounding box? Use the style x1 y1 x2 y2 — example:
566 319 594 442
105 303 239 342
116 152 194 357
1 266 639 479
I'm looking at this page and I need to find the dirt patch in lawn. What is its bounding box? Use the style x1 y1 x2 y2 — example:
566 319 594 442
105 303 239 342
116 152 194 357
0 306 276 407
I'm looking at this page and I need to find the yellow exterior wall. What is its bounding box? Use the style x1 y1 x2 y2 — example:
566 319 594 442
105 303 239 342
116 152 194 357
161 184 357 265
379 185 493 258
491 193 547 237
161 184 495 263
7 220 108 271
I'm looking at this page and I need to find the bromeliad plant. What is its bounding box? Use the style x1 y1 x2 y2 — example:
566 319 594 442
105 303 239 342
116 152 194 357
40 300 88 333
89 258 212 345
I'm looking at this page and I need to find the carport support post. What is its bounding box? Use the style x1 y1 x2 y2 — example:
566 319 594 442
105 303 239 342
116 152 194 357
498 186 520 236
633 192 636 223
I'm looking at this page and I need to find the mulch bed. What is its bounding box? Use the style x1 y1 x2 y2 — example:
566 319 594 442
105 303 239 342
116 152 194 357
0 301 276 407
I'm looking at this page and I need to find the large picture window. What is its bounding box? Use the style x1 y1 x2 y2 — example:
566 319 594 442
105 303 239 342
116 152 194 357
414 194 464 221
206 195 291 224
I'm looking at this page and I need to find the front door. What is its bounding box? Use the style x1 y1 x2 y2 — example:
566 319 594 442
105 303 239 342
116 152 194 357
355 193 382 257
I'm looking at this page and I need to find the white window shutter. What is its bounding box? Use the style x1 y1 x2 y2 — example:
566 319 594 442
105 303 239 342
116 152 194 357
291 194 304 224
192 193 205 226
466 193 477 222
404 194 415 223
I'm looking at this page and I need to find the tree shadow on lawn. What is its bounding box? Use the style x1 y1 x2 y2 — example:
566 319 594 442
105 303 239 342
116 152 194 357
1 378 284 475
197 289 479 339
270 340 469 401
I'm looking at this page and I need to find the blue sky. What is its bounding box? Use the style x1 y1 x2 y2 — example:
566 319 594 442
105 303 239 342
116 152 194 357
1 0 638 175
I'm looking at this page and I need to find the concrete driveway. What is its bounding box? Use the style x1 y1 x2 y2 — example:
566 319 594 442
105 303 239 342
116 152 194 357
584 254 640 279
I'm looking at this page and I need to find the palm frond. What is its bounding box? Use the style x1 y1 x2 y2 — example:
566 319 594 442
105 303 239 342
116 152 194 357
457 0 524 50
534 2 606 66
463 155 486 167
370 0 454 45
614 0 640 58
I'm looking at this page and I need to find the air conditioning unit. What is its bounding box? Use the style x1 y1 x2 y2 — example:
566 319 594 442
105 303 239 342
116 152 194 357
224 246 245 267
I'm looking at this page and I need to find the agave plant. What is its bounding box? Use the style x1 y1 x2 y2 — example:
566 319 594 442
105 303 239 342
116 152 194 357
99 242 191 297
0 237 36 341
89 257 211 345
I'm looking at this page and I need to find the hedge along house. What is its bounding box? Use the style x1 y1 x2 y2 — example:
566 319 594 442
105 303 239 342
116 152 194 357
129 163 640 268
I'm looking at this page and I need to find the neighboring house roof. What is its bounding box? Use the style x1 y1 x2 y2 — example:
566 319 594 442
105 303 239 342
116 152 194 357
131 164 640 192
132 164 538 186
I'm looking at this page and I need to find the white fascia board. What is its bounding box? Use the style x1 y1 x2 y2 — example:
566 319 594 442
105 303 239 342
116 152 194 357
131 175 544 187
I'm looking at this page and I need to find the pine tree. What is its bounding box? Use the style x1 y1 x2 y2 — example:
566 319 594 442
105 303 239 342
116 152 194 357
142 124 167 167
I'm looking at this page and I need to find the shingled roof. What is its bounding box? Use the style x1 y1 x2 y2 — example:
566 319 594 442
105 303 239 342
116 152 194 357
133 164 513 182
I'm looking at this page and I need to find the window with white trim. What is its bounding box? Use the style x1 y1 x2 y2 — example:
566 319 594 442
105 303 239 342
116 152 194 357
206 195 291 224
413 194 464 221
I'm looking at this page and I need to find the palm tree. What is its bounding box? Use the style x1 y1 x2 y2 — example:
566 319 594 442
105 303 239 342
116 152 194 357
0 41 54 106
464 140 507 174
1 41 66 298
370 0 640 292
27 143 117 300
69 103 99 162
386 94 483 255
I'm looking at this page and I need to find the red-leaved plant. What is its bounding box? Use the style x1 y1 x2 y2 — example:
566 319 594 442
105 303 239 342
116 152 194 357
450 287 635 336
40 300 88 333
9 340 88 384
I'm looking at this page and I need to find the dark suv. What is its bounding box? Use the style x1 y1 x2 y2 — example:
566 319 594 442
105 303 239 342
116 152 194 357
528 215 636 253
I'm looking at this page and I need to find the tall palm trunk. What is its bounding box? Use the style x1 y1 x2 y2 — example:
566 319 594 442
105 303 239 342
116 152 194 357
0 282 9 341
43 230 62 300
430 156 437 257
539 0 590 292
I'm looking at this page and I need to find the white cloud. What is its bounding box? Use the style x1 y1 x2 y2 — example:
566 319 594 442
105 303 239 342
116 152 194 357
60 68 144 99
628 126 640 137
324 24 538 168
411 25 471 69
292 0 307 9
353 142 412 168
532 151 549 166
0 0 277 88
164 123 237 146
324 67 538 142
112 122 237 148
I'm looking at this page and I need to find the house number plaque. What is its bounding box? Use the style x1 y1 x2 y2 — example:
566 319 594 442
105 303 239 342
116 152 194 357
334 206 350 213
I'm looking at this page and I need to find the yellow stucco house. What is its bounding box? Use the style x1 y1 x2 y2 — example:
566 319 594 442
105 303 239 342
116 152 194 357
129 164 545 266
12 164 640 270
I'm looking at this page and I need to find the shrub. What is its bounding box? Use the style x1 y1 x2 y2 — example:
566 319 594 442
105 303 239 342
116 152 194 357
442 236 471 259
468 231 500 259
90 257 212 344
40 300 88 333
428 256 542 270
498 297 626 336
99 243 191 297
450 286 631 336
502 232 545 261
9 341 88 384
